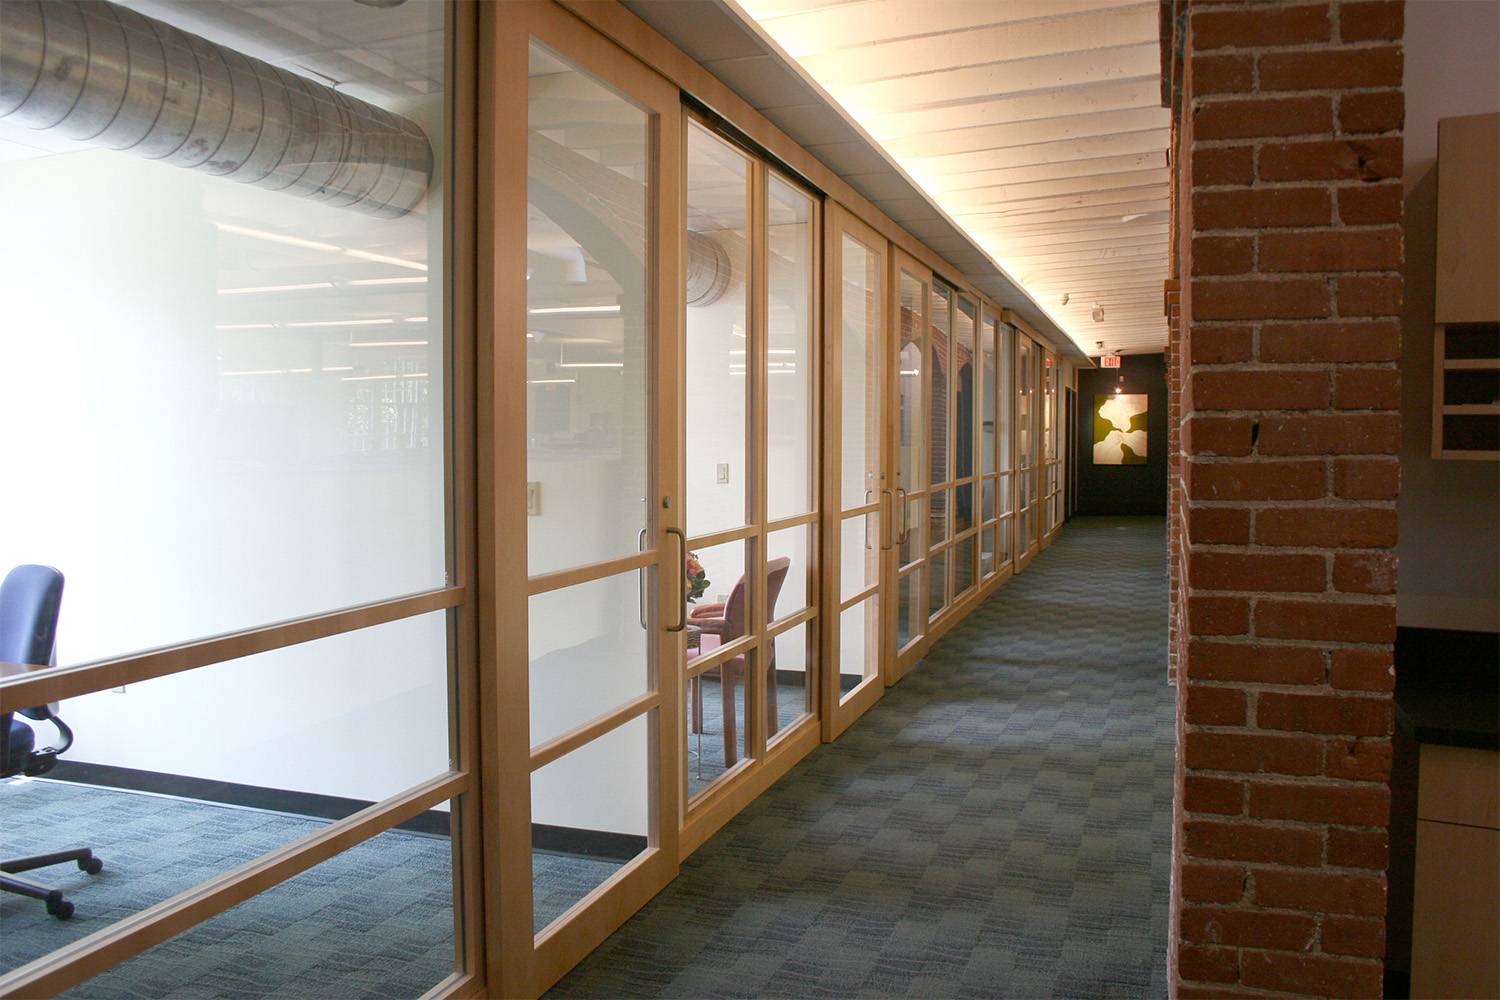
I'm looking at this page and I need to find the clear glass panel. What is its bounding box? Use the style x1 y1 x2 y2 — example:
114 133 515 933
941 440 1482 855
897 567 923 651
840 512 880 603
7 614 453 981
954 535 975 599
998 473 1012 519
528 42 651 577
838 595 880 699
954 296 976 481
998 323 1015 473
982 476 996 523
927 548 949 623
47 810 455 998
929 487 951 546
766 524 812 619
530 571 650 748
685 123 750 537
689 642 757 784
981 314 997 476
767 621 812 744
532 713 651 934
954 481 975 536
1018 507 1032 554
897 270 926 494
899 493 926 568
685 538 747 619
840 234 881 511
0 3 448 667
766 175 815 522
929 284 951 486
997 515 1013 565
1043 353 1056 464
981 522 996 579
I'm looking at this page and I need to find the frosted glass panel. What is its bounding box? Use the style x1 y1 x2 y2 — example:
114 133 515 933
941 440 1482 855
838 595 880 698
0 1 449 666
767 525 812 619
685 124 750 537
766 175 815 522
529 571 650 748
527 42 651 576
840 235 881 511
531 714 651 935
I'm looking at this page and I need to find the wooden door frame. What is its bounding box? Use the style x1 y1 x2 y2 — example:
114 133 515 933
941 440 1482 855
820 202 887 743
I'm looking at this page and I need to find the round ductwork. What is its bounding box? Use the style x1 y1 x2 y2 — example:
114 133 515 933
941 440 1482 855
0 0 433 219
686 230 731 307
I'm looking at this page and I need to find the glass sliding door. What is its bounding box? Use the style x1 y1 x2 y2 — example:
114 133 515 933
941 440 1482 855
1014 330 1039 571
0 1 469 996
680 119 819 833
822 205 886 740
888 248 929 683
514 12 683 993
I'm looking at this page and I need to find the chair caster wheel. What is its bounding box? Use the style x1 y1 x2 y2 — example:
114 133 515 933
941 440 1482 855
47 897 74 920
80 857 103 875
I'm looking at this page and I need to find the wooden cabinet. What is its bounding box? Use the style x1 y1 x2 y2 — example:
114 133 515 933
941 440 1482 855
1433 112 1499 460
1410 744 1500 999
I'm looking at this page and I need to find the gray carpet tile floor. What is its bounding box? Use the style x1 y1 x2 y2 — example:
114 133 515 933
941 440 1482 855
546 515 1173 1000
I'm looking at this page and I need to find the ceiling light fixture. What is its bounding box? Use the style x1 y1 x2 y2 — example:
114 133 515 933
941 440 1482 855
1091 304 1105 323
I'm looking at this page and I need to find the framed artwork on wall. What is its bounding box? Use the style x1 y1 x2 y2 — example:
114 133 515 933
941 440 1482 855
1093 393 1147 465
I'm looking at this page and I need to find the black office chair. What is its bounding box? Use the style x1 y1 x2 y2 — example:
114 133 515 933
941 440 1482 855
1 564 102 919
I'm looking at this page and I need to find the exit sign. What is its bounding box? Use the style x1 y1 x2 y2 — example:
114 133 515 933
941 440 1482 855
1100 355 1122 368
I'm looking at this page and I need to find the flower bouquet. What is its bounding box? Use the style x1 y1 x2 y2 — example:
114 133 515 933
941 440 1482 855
684 551 709 604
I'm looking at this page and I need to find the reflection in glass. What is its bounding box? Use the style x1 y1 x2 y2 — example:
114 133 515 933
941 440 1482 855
928 548 949 623
840 235 881 511
899 493 926 568
532 714 651 934
766 175 815 522
527 42 651 577
981 314 997 476
766 621 813 747
897 270 927 496
530 571 650 748
930 487 951 546
954 296 976 484
685 124 750 537
954 535 975 599
897 567 923 651
981 521 996 580
998 323 1015 475
929 285 951 487
840 513 880 603
838 595 880 697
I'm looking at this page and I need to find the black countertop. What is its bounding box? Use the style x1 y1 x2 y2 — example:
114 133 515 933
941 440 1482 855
1394 627 1499 750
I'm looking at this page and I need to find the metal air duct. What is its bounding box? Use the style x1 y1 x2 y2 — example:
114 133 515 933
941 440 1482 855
0 0 433 219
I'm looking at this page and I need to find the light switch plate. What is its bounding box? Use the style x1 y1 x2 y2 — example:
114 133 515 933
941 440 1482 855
526 481 541 515
716 463 730 484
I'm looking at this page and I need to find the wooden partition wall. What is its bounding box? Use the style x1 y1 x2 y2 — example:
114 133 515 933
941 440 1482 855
0 3 1074 997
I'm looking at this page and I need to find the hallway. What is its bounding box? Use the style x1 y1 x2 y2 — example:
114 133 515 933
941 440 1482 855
547 516 1174 999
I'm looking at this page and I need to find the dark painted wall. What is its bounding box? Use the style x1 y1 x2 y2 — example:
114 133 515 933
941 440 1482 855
1074 352 1169 515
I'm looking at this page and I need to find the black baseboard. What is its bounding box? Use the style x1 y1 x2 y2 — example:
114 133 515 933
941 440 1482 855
45 761 647 861
532 824 647 863
46 760 453 837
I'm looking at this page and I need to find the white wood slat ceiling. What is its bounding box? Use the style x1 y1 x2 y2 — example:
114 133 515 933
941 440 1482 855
735 0 1172 356
684 0 1170 359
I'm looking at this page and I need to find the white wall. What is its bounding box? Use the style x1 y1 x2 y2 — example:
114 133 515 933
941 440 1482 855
1396 1 1500 631
0 104 451 802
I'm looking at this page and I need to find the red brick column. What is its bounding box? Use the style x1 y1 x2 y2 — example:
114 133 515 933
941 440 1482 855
1166 3 1404 997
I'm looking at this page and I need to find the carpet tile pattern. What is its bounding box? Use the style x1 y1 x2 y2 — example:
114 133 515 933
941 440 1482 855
547 516 1173 999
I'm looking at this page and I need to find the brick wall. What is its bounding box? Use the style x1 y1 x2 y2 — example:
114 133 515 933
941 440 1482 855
1165 3 1404 997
